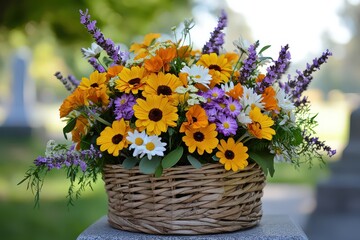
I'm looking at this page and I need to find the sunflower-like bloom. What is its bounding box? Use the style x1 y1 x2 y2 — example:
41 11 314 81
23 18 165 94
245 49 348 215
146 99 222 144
180 105 208 132
196 53 232 84
115 66 147 94
182 123 218 155
133 95 178 135
143 72 182 105
216 138 249 172
96 119 129 157
248 106 276 140
78 70 109 106
129 33 161 55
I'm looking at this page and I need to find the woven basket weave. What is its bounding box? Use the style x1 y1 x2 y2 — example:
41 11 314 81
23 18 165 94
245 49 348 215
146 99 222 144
103 162 266 235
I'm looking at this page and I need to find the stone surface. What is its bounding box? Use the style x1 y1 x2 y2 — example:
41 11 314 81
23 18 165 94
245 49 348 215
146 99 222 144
77 215 308 240
305 107 360 239
1 47 35 138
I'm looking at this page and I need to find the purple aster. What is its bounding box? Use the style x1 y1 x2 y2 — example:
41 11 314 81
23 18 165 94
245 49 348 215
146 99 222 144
216 115 238 136
202 10 227 55
201 87 225 101
223 97 242 117
202 103 220 123
114 94 136 120
257 44 291 93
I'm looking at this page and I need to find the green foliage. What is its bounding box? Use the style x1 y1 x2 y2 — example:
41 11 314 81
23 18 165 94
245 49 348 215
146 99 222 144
162 146 184 169
248 151 275 177
139 156 161 174
187 155 202 169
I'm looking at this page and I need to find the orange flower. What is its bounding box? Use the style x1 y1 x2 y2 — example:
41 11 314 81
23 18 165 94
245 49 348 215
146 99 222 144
248 106 276 140
262 86 280 112
227 83 244 100
144 55 164 73
256 73 265 83
59 88 87 118
71 116 89 150
180 105 209 132
79 71 110 106
130 33 161 54
107 65 124 79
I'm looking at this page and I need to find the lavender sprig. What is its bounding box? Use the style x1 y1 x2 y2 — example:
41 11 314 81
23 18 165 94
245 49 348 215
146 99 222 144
202 10 227 55
239 41 259 85
34 144 102 172
88 57 106 73
257 44 291 93
285 49 332 107
303 133 336 157
80 9 124 65
54 72 77 92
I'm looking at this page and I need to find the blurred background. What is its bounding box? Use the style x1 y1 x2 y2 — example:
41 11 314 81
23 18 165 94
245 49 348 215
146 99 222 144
0 0 359 239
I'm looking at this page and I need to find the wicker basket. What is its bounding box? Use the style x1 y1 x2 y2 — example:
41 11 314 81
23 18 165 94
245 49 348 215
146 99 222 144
103 162 266 235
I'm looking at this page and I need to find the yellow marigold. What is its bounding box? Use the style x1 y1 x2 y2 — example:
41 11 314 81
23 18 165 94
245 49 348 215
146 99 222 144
216 138 249 172
182 123 218 155
248 106 276 140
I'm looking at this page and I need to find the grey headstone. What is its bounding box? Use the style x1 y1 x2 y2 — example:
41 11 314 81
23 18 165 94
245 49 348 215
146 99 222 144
306 107 360 240
77 215 308 240
1 47 35 137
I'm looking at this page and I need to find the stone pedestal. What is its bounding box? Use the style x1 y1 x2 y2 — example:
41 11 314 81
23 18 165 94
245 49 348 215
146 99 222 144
77 215 308 240
306 107 360 240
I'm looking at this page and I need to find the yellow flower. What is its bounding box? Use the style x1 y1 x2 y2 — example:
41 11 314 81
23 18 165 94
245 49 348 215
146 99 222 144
216 138 249 172
115 66 147 94
129 33 161 54
143 72 182 105
78 70 110 106
182 123 218 155
197 53 232 84
96 119 129 157
248 106 276 140
133 95 178 135
59 88 87 118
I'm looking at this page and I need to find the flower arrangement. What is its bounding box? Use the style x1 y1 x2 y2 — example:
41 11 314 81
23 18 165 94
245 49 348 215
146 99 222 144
21 9 336 205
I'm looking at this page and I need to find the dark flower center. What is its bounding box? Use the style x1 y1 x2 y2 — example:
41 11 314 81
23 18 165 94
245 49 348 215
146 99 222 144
193 131 204 142
128 78 141 85
148 108 163 122
192 117 198 122
157 85 172 95
208 64 222 72
90 83 99 88
112 134 123 144
225 150 235 160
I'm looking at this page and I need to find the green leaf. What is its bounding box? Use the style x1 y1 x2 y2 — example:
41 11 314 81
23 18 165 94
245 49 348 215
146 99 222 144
212 155 220 162
122 157 140 169
248 151 275 177
292 127 303 146
259 45 271 54
154 164 163 178
187 155 202 169
63 118 77 139
161 146 184 169
139 156 161 174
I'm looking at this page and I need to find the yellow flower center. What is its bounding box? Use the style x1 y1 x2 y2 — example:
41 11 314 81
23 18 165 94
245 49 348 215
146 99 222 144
146 142 155 151
229 104 236 112
223 122 230 129
135 137 143 146
195 75 201 79
219 103 226 109
212 93 218 98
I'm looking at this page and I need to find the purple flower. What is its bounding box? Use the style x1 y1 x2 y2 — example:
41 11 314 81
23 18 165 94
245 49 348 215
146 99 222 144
284 49 332 107
202 10 227 55
54 72 77 92
303 132 336 157
88 57 106 73
114 94 136 120
201 87 225 101
257 44 291 93
34 144 102 172
223 97 242 117
79 9 127 65
239 41 259 84
216 115 238 136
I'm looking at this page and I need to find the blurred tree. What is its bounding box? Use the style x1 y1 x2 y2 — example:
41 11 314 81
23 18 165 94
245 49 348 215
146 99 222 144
0 0 191 45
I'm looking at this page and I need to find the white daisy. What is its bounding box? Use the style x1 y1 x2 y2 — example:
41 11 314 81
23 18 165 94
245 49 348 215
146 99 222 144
140 135 167 160
81 42 102 59
237 112 252 125
240 86 264 113
126 130 148 158
221 81 234 93
275 86 295 113
180 65 212 87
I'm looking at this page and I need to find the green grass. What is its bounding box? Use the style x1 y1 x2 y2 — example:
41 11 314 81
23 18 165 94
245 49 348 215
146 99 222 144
0 136 107 240
0 133 335 240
